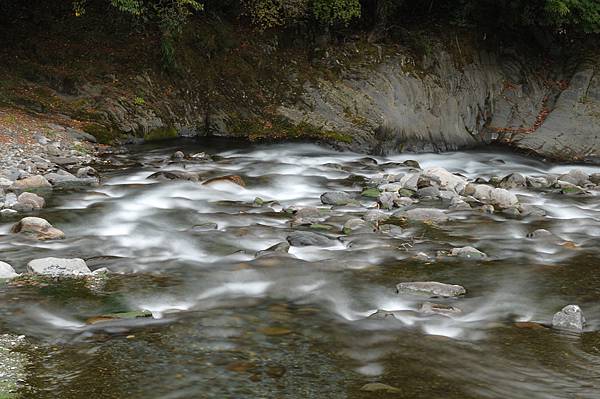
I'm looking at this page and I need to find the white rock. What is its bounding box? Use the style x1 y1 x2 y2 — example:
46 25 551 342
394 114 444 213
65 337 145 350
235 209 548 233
27 257 91 277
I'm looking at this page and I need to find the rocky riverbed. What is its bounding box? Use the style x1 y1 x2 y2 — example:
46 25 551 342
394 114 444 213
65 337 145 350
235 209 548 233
1 139 600 398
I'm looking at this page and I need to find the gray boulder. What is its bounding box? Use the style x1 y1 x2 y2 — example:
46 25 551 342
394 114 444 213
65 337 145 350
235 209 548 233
552 305 586 332
498 173 526 189
394 208 449 223
559 169 590 187
396 281 466 298
27 257 91 277
45 170 98 188
286 231 334 247
11 175 52 191
320 191 353 206
421 167 467 193
0 261 18 279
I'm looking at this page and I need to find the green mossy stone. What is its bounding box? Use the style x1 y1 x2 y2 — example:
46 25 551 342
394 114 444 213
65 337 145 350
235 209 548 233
361 188 381 198
144 127 178 142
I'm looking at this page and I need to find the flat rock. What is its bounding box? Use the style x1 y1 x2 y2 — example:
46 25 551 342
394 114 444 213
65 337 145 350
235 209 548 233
320 191 353 206
552 305 586 332
396 281 466 298
10 217 65 240
27 257 91 277
11 175 51 190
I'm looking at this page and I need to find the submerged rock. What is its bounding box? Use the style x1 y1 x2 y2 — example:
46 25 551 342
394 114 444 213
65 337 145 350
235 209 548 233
286 231 334 247
450 246 487 260
552 305 586 332
203 175 246 187
396 281 466 298
0 261 18 279
27 257 92 277
320 191 353 206
360 383 402 393
419 302 462 316
148 171 200 182
10 217 65 240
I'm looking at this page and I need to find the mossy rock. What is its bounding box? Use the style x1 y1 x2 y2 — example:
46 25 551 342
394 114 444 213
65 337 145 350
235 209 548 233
83 123 120 145
309 223 334 231
361 188 381 198
144 127 178 142
399 188 416 197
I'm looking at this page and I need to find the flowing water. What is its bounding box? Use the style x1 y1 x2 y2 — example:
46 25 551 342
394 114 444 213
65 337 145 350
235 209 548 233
1 139 600 398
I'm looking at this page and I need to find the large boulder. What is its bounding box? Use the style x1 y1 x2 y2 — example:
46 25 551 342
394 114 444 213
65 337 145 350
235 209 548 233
421 167 467 193
10 217 65 240
552 305 586 332
11 175 51 191
0 261 18 279
396 281 466 297
27 257 91 277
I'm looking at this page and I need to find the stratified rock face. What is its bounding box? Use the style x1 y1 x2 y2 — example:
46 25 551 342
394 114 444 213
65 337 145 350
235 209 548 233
512 55 600 164
278 49 599 163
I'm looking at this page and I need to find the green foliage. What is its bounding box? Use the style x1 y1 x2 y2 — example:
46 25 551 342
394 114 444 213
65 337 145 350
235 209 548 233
312 0 361 25
134 96 146 105
242 0 361 29
545 0 600 32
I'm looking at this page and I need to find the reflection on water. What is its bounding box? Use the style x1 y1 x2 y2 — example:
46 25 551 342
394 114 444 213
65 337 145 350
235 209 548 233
1 139 600 398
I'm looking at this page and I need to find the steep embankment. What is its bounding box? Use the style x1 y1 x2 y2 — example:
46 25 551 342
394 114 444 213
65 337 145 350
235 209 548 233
0 17 598 163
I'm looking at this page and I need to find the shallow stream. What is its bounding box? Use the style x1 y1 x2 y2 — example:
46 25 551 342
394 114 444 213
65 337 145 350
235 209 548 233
1 140 600 398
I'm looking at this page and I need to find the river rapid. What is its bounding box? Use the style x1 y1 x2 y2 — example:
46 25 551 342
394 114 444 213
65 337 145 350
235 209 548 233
1 139 600 398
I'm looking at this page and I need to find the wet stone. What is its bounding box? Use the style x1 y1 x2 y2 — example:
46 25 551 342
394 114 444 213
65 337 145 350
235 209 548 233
552 305 586 332
27 257 92 277
450 246 487 260
0 261 18 279
286 231 334 247
419 302 462 316
10 217 65 240
320 191 353 206
396 281 466 298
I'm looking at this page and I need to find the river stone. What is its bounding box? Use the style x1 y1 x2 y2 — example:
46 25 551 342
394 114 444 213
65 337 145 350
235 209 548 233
526 229 553 239
526 176 549 189
360 188 381 198
552 305 586 332
498 173 526 189
421 167 467 193
378 192 399 210
320 191 352 206
148 170 200 182
403 160 421 169
471 184 519 208
0 177 13 188
417 186 440 198
394 208 449 223
396 281 466 298
10 217 65 240
45 170 95 188
255 242 290 257
343 218 368 234
419 302 462 316
360 383 401 393
398 172 420 191
11 175 51 190
172 151 185 160
16 192 45 210
202 175 246 187
76 166 97 178
590 173 600 185
379 183 402 192
27 257 91 277
363 209 389 224
450 246 487 259
286 231 333 247
291 207 326 225
3 192 18 208
0 261 18 279
559 169 589 187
